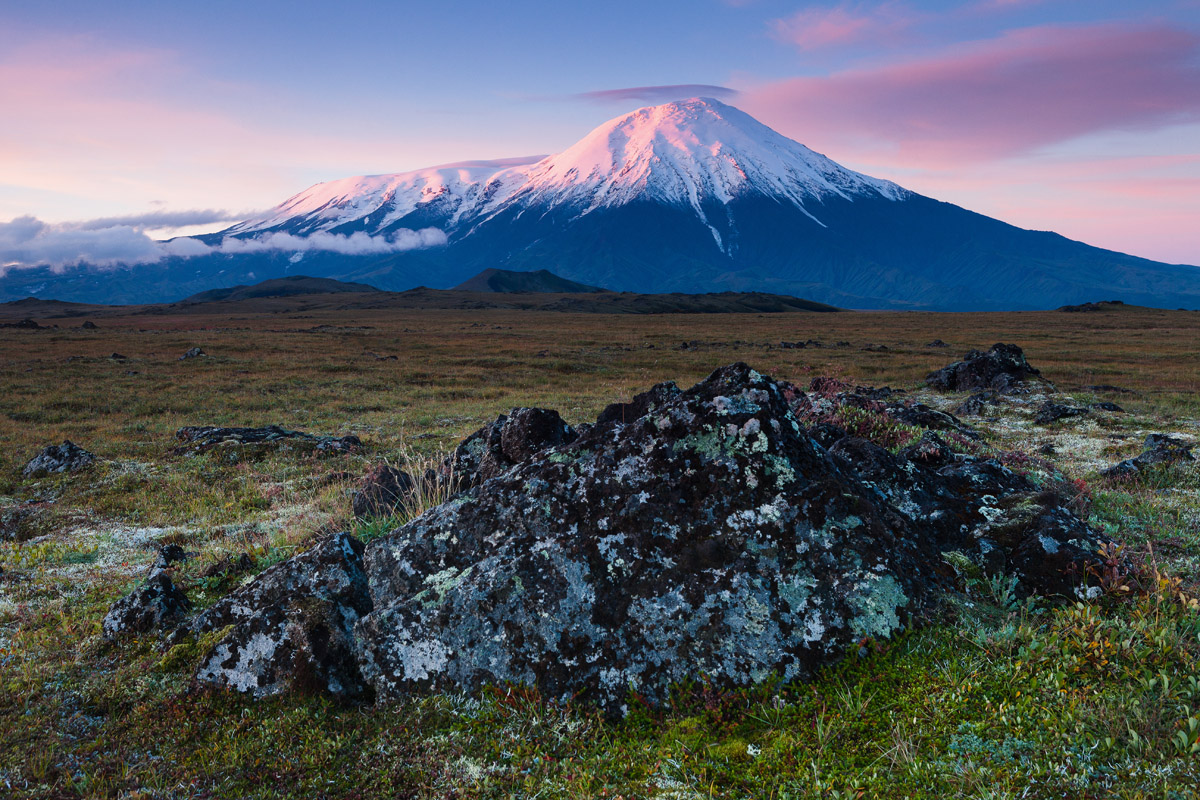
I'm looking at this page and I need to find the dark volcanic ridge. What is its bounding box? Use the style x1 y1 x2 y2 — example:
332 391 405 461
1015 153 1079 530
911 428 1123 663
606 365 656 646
179 275 382 304
0 272 841 319
452 268 605 294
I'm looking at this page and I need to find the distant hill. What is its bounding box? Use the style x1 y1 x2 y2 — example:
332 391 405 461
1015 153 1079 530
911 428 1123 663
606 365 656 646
453 268 604 294
180 276 380 304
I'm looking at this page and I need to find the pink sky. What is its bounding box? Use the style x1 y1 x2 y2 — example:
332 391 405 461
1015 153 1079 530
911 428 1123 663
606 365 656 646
1 1 1198 266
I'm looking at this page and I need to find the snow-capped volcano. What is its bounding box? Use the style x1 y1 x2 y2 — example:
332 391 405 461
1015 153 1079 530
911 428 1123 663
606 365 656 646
228 98 907 248
7 97 1200 309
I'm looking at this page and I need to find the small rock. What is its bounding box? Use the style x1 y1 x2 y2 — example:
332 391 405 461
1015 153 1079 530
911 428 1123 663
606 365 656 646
201 552 255 580
150 543 190 576
352 465 415 519
446 407 577 488
81 321 97 329
861 343 889 352
180 347 206 360
110 352 127 360
955 391 1000 416
102 574 192 641
1090 402 1125 413
1034 401 1090 425
925 339 950 348
174 425 360 458
22 440 95 477
926 343 1051 395
1104 434 1195 478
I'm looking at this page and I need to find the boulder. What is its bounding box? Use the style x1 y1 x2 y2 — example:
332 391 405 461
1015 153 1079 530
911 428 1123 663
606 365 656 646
926 339 950 348
955 391 1000 417
179 347 206 360
22 440 95 477
352 465 415 519
1104 434 1195 479
446 407 577 488
357 363 1105 715
185 532 373 700
102 574 192 641
925 343 1051 395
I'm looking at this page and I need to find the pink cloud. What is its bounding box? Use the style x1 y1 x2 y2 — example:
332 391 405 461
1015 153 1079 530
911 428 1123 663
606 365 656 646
741 23 1200 162
772 4 914 50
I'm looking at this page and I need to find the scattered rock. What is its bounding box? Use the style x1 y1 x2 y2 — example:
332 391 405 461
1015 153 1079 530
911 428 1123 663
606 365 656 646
185 532 372 700
1104 434 1195 478
110 352 127 360
173 425 361 460
180 347 206 360
861 343 889 352
1034 401 1090 425
150 543 190 576
926 339 950 348
352 465 415 519
446 407 577 488
102 574 192 641
0 318 41 329
81 321 97 329
22 440 96 477
356 363 1105 715
925 343 1051 394
1090 401 1125 413
955 391 1000 416
201 552 255 581
1085 384 1136 395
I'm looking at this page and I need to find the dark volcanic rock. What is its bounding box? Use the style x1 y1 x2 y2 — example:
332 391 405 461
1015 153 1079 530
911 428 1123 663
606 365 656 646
81 321 97 329
1034 401 1090 425
955 391 1000 416
1104 434 1195 479
1090 402 1125 413
23 440 95 477
447 407 577 488
356 363 1105 715
180 347 206 360
102 574 192 641
0 318 41 329
885 401 979 439
174 425 361 459
925 343 1051 395
352 465 415 519
151 543 189 575
926 339 950 348
184 532 373 699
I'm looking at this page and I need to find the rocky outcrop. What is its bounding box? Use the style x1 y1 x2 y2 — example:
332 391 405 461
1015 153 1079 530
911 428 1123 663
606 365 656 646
185 532 372 700
23 440 95 477
352 465 415 519
1104 434 1195 479
446 407 577 488
926 343 1051 395
174 425 361 459
356 363 1105 715
102 574 192 641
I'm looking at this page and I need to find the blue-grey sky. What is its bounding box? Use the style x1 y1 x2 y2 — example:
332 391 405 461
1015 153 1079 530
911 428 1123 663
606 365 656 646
2 0 1199 263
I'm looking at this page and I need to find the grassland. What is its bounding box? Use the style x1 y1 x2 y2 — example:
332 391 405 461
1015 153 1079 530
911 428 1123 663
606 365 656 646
1 302 1199 798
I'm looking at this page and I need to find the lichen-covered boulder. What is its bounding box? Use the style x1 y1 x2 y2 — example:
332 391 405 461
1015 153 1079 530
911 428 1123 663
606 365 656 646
352 465 414 519
356 363 1106 715
446 407 577 488
102 574 192 641
186 531 373 699
1034 401 1090 425
23 440 95 477
926 343 1051 395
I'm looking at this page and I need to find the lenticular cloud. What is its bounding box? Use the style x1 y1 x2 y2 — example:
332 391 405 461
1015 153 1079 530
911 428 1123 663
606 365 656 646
0 215 447 272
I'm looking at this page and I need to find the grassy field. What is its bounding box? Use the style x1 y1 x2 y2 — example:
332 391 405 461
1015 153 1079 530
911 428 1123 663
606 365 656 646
1 303 1199 798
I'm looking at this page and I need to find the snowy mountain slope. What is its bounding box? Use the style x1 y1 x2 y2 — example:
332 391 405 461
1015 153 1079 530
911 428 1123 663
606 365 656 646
226 98 908 250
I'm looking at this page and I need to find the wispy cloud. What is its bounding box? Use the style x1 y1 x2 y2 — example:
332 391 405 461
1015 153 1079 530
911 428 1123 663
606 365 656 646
72 208 253 232
0 214 446 272
574 84 740 104
741 23 1200 162
771 3 915 50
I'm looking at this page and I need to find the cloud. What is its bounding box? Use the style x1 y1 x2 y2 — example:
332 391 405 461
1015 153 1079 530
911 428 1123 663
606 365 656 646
0 214 447 271
740 23 1200 162
217 229 447 256
72 208 253 232
772 4 915 50
575 84 740 104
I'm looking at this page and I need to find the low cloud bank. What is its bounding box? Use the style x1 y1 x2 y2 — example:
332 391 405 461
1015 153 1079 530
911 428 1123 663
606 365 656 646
0 215 447 272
